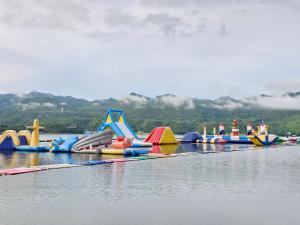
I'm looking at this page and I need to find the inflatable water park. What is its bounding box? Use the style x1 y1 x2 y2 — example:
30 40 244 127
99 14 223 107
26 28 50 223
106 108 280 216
0 108 298 176
0 109 177 154
182 120 279 146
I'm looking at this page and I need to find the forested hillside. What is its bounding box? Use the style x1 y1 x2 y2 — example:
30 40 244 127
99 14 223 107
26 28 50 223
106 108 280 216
0 91 299 135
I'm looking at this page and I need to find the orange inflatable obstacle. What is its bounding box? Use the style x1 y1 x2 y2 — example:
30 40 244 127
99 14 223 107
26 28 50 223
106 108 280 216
145 127 177 145
111 136 132 149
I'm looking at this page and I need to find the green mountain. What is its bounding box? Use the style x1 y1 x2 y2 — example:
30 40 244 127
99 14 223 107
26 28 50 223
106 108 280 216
0 91 299 135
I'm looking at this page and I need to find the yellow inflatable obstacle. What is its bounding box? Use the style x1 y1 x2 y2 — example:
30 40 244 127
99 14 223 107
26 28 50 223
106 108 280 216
0 130 21 150
26 119 44 147
18 130 32 145
0 119 47 151
16 119 49 151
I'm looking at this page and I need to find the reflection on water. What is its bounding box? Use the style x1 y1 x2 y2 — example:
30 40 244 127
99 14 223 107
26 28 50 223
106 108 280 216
0 143 276 169
0 145 299 225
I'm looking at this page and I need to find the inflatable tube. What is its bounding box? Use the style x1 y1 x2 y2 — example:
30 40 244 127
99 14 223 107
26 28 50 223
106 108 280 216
75 139 108 149
72 142 109 152
72 138 110 152
72 130 112 148
72 130 112 152
73 135 111 149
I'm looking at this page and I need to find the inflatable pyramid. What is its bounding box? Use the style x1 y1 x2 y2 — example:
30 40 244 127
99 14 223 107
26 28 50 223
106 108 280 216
145 127 177 145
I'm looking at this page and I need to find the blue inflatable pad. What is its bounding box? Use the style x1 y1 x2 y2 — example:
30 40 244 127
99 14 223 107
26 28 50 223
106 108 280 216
74 160 113 166
124 148 149 156
16 146 50 152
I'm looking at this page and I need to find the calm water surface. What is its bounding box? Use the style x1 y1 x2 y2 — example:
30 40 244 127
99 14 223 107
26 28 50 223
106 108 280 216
0 143 299 225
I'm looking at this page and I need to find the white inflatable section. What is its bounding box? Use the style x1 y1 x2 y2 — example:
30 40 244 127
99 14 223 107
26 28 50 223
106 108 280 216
115 122 136 139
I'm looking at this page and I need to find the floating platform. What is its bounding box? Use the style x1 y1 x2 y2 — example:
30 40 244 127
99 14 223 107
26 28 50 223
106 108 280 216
16 146 50 152
278 136 297 143
250 135 278 146
74 160 113 166
198 135 252 144
34 164 81 170
0 167 43 175
101 148 149 156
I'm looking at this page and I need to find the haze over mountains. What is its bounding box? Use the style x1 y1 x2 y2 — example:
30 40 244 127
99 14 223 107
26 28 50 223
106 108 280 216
0 91 299 135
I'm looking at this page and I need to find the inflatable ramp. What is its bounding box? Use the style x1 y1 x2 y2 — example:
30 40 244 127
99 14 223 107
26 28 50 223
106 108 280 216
97 109 138 139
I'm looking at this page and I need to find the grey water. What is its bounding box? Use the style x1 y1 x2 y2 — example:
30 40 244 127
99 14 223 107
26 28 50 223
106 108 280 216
0 142 253 169
0 144 300 225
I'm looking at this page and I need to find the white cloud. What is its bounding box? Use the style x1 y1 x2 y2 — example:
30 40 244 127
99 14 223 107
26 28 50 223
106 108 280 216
19 102 56 109
206 94 300 110
17 102 40 110
0 0 299 99
158 95 195 109
122 94 148 105
209 100 246 110
246 95 300 110
43 102 56 108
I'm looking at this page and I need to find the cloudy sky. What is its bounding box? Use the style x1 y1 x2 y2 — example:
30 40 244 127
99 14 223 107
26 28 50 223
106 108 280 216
0 0 299 100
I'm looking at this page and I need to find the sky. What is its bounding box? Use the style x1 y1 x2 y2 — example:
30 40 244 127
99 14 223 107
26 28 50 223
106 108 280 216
0 0 299 100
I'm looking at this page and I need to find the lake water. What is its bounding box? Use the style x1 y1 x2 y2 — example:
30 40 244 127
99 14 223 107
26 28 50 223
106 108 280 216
0 143 299 225
0 142 254 169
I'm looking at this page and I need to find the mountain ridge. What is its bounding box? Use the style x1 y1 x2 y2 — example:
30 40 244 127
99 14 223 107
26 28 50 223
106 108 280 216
0 91 299 135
